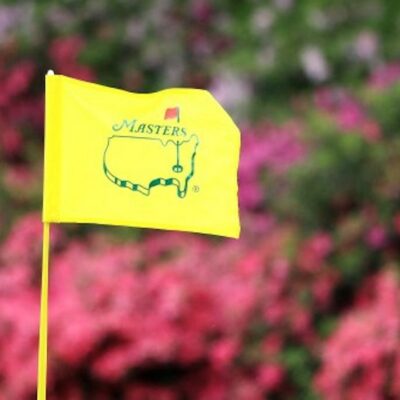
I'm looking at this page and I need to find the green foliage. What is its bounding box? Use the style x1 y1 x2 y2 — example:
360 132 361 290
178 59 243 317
268 119 382 231
281 345 319 399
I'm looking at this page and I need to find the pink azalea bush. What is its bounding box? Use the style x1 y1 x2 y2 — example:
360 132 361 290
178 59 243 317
315 270 400 399
0 215 317 399
315 88 381 142
1 52 400 398
239 121 306 209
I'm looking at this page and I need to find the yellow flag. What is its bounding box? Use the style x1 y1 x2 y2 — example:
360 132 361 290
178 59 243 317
43 75 240 238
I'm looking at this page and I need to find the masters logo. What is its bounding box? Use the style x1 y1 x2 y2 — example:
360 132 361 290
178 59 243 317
103 107 199 198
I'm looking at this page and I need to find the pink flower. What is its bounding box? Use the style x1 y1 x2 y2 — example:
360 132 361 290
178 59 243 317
239 122 306 209
298 232 332 273
49 36 95 81
190 0 213 22
92 345 133 381
5 60 35 97
312 272 337 309
314 88 381 141
365 225 387 249
315 271 400 399
49 36 85 65
257 364 284 391
0 126 22 157
262 334 282 356
1 213 62 264
393 213 400 235
232 375 264 400
360 119 381 142
369 62 400 89
209 339 239 369
3 165 37 194
337 99 366 131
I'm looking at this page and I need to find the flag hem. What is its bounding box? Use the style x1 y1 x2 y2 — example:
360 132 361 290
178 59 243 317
42 217 240 239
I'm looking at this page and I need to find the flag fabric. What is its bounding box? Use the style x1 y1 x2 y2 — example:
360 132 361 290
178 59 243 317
164 106 180 122
43 75 241 238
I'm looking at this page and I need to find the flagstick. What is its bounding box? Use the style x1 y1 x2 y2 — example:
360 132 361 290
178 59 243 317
37 222 50 400
37 69 55 400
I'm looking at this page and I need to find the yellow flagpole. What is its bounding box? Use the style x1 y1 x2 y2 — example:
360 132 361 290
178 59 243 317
37 69 54 400
37 222 50 400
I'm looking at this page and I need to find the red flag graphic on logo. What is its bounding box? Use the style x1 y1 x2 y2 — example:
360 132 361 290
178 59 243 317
164 107 180 123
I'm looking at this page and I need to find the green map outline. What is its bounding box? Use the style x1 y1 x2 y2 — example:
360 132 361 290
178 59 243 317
103 135 199 198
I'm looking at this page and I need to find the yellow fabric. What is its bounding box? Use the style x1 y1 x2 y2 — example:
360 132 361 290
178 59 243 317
43 75 240 238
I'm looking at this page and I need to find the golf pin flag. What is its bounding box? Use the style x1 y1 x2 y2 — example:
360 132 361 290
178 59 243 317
164 106 180 122
43 74 241 238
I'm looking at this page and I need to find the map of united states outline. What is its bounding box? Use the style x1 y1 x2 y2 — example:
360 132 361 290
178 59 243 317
103 135 199 198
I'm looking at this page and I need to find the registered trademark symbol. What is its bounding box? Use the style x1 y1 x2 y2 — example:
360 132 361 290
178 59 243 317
193 185 200 193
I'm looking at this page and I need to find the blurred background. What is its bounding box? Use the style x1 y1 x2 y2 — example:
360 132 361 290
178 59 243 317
1 0 400 399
